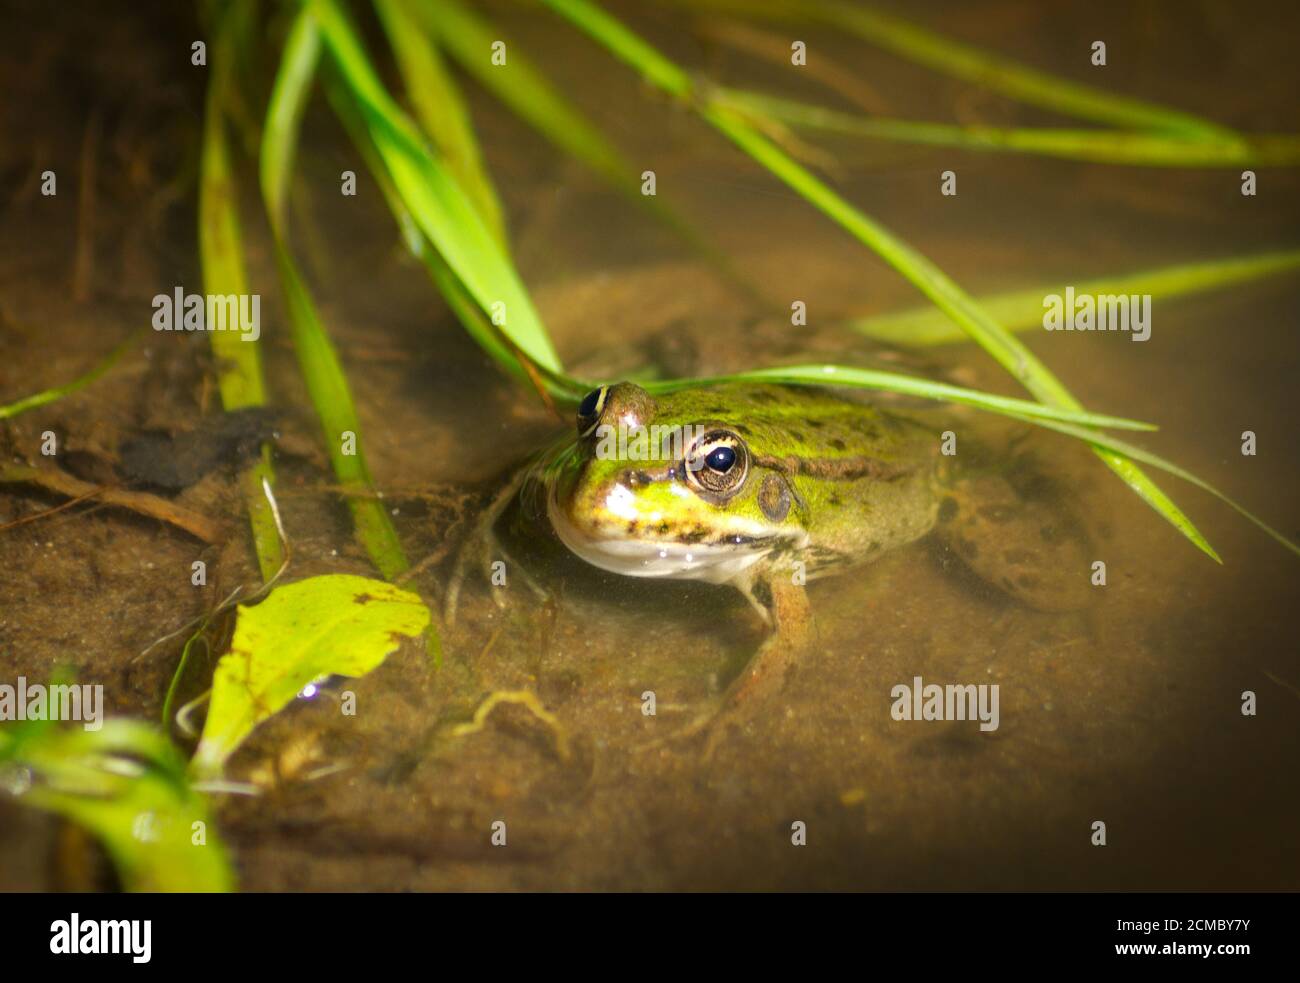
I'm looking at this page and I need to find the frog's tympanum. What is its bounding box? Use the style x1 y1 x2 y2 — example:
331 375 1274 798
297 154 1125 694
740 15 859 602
459 381 1089 751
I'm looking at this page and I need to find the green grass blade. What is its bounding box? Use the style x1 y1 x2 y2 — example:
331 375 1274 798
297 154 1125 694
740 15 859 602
415 0 629 186
0 332 134 420
1000 413 1299 561
262 6 408 581
308 0 563 375
715 88 1300 168
420 0 760 300
200 0 283 581
644 364 1155 431
319 59 583 404
374 0 507 245
688 0 1240 140
708 104 1220 560
543 0 1221 562
547 0 695 97
849 249 1300 346
815 0 1239 138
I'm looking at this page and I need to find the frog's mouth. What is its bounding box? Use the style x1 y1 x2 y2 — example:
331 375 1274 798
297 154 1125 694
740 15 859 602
546 485 784 585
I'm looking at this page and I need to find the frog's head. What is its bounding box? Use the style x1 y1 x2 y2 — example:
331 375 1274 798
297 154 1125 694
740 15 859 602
547 382 809 584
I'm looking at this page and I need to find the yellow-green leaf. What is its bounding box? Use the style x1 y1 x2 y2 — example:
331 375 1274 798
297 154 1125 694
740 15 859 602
193 575 430 775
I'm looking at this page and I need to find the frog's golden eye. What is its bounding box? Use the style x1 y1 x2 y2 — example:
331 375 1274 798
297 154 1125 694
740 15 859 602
684 429 749 500
577 385 608 437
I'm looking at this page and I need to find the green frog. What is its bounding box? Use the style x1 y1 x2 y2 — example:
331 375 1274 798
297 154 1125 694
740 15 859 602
451 380 1089 750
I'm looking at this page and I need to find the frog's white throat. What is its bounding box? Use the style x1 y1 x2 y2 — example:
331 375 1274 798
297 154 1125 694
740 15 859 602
547 487 776 585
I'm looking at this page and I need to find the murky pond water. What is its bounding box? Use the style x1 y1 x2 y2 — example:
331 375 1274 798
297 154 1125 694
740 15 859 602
1 1 1297 890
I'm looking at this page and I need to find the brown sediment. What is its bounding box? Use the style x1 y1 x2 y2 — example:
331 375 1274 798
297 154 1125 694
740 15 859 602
72 110 102 302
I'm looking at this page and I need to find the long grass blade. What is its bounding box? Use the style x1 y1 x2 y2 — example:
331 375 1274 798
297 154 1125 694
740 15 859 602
374 0 507 245
849 249 1300 346
645 365 1155 431
714 88 1300 168
414 0 628 186
308 0 563 375
200 0 283 581
999 413 1298 561
543 0 1221 561
687 0 1240 140
262 6 408 581
0 333 134 421
419 0 759 299
318 51 580 403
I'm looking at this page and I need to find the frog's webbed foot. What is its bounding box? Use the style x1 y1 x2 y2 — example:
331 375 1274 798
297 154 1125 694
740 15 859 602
638 571 812 759
935 472 1092 612
444 469 550 627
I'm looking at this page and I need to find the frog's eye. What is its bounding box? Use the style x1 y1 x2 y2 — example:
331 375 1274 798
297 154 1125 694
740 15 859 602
705 445 736 472
577 386 608 437
684 430 749 500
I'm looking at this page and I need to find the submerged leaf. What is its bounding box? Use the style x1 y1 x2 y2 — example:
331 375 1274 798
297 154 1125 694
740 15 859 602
192 575 430 775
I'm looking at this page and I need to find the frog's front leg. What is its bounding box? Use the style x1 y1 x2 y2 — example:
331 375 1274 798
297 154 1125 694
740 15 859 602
720 570 812 708
444 467 549 626
644 565 813 757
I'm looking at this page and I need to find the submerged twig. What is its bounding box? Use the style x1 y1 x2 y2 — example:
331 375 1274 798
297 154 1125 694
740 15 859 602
0 464 223 543
0 484 102 532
